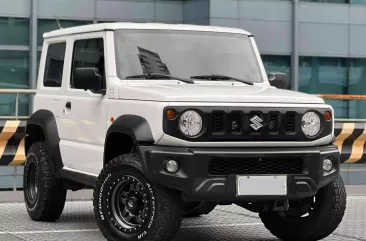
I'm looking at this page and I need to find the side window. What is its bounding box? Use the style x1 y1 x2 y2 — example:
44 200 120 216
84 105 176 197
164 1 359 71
43 42 66 87
71 38 105 89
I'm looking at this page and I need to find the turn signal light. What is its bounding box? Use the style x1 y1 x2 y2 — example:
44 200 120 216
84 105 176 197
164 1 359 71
324 111 332 121
166 109 176 120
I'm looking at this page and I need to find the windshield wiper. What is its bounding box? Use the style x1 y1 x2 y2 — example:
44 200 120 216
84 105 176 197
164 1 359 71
125 73 194 84
190 74 253 85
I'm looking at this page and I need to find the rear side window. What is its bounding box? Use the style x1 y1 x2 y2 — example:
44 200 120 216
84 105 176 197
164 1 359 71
43 42 66 87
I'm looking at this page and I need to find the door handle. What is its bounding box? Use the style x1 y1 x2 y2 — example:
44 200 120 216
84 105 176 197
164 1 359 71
65 101 71 109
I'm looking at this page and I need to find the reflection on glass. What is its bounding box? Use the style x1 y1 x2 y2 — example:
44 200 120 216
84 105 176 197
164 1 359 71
0 51 29 116
115 29 263 83
348 59 366 119
300 0 348 3
299 57 348 95
299 56 366 119
261 55 291 89
349 0 366 3
0 17 29 46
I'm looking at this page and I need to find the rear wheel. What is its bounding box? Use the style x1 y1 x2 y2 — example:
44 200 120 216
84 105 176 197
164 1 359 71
259 175 347 241
23 141 67 222
94 153 183 241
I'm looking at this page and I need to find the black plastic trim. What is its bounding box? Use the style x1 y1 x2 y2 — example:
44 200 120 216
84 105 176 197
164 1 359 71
139 144 340 202
59 168 97 188
163 106 333 142
25 109 64 172
106 115 154 144
104 115 154 165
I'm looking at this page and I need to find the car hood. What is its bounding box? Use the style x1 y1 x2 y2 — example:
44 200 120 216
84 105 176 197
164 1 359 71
117 82 324 104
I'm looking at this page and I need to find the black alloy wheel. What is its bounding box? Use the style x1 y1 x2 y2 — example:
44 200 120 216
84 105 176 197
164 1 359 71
110 175 150 233
26 160 40 205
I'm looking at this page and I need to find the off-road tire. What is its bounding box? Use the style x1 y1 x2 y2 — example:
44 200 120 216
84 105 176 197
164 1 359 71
93 153 184 241
259 175 347 241
23 141 67 222
184 202 217 218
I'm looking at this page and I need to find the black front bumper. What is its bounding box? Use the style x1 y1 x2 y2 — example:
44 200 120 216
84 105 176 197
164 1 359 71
139 144 340 202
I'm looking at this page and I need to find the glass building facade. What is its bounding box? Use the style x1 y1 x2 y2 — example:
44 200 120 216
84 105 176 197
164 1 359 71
0 0 366 119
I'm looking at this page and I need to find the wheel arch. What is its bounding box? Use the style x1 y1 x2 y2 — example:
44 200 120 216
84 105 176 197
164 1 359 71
25 109 63 172
103 115 154 166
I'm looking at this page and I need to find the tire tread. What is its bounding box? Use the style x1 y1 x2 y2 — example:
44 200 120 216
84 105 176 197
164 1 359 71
24 141 67 222
260 175 347 241
94 154 183 241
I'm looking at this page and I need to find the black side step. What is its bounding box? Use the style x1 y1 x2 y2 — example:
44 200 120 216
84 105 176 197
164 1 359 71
59 168 97 188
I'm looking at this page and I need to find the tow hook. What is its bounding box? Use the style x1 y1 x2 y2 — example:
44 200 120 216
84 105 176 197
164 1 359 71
273 200 289 211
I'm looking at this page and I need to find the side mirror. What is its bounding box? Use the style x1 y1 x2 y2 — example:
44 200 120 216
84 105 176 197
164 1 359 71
268 72 289 89
74 67 105 94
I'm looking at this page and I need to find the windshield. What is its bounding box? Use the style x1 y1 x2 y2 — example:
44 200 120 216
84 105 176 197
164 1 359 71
114 29 263 83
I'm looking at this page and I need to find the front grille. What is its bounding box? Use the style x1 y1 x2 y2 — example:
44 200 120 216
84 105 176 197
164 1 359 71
163 106 332 143
210 110 299 140
209 158 303 175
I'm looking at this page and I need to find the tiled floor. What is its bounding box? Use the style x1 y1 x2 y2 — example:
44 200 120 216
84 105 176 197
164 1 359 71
0 196 363 241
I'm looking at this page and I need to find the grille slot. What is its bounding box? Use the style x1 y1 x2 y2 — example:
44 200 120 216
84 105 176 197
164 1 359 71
212 112 224 132
209 158 303 175
285 112 296 133
230 112 241 132
268 112 279 133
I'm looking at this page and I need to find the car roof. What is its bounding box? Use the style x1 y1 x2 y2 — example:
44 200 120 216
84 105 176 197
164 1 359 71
43 22 252 39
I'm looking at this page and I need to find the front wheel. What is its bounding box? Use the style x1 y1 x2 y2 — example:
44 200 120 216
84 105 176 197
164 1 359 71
93 154 184 241
259 175 347 241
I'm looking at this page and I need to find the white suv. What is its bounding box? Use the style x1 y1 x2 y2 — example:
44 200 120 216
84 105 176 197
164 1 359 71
23 23 346 241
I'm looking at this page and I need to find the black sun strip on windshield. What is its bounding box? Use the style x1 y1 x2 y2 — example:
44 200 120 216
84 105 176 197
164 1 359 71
137 46 171 75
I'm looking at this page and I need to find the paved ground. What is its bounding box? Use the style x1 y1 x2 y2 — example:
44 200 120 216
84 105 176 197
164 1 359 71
0 196 364 241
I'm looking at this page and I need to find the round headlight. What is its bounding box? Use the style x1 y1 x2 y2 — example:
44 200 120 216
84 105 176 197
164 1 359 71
301 111 321 137
179 110 202 137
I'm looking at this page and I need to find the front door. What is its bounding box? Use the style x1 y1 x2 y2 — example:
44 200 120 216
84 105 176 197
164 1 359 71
58 33 108 174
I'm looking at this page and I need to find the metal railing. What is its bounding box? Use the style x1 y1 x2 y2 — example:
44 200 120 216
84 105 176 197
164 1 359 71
0 89 36 120
0 89 36 191
317 94 366 122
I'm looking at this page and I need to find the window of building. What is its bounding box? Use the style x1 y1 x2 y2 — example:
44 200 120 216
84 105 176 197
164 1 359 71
350 0 366 3
299 56 366 119
261 55 291 89
0 51 29 116
38 19 93 46
43 42 66 87
0 17 29 46
299 56 348 94
300 0 349 3
299 56 348 118
348 58 366 119
71 38 105 89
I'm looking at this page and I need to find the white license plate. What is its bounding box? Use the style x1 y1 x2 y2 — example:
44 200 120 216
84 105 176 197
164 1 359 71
237 175 287 196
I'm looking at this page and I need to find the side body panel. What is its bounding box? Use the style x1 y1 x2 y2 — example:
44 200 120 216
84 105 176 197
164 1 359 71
57 31 109 174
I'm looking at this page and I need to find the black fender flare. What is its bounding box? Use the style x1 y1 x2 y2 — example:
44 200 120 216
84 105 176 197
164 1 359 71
25 109 63 172
104 115 154 162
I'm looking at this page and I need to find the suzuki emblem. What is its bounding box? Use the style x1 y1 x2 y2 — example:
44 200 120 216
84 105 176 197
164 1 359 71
250 115 263 130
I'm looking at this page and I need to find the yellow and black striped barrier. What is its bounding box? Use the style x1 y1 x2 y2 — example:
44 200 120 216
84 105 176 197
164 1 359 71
334 122 366 164
0 120 26 166
0 120 364 166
